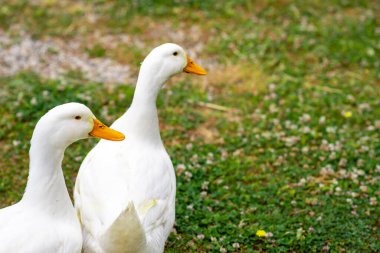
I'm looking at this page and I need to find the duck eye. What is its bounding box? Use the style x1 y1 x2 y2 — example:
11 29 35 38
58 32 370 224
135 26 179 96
75 116 81 120
173 51 178 56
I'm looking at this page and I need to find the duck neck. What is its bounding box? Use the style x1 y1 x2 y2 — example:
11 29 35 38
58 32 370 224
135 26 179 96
131 64 167 107
22 134 73 216
127 66 167 143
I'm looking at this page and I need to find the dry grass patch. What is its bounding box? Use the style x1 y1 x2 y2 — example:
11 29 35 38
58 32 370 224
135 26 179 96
201 62 267 96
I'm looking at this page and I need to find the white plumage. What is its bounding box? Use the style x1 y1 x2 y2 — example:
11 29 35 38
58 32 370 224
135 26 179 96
0 103 124 253
74 43 207 253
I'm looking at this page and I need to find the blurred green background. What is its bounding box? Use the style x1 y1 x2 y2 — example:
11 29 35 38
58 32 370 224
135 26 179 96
0 0 379 252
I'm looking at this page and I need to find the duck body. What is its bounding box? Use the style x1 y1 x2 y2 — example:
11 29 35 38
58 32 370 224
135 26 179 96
0 103 125 253
0 179 82 253
75 43 206 253
76 104 176 253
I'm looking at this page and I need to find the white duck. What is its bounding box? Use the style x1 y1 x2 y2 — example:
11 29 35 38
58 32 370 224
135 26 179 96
0 103 125 253
74 43 207 253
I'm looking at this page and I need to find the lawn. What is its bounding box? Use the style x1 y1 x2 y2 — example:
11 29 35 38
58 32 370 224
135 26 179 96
0 0 379 252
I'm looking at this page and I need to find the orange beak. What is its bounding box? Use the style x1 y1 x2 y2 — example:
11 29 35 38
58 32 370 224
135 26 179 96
89 118 125 141
183 55 207 75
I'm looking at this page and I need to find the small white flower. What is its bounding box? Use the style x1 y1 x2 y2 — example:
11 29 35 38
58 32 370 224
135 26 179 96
360 185 368 192
326 126 336 133
299 178 306 185
201 181 209 190
300 114 311 123
269 83 276 91
319 116 326 125
269 104 278 113
184 171 192 181
375 121 380 130
197 234 205 240
12 140 21 147
358 103 371 113
302 126 311 134
339 159 347 167
329 152 336 160
176 164 186 170
30 97 37 105
74 156 83 162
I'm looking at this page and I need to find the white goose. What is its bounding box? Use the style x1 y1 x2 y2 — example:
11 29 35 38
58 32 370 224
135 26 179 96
0 103 125 253
74 43 207 253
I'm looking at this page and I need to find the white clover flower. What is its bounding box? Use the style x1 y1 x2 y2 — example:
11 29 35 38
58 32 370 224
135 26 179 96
265 232 273 238
326 126 336 133
176 164 186 170
201 181 209 190
184 171 192 181
375 121 380 130
302 126 311 134
329 151 336 160
339 159 347 167
12 140 21 147
30 97 37 105
269 83 276 91
319 116 326 125
360 185 368 192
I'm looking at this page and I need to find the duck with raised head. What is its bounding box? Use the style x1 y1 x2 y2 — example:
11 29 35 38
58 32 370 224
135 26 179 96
0 103 125 253
74 43 207 253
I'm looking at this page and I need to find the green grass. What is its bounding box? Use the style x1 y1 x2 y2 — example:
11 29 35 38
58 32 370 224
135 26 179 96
0 1 380 252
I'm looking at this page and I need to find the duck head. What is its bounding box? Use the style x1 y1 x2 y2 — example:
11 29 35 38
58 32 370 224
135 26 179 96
139 43 207 84
34 103 125 148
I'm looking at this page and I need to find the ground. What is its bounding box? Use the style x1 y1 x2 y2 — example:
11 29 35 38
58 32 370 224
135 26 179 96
0 1 379 252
